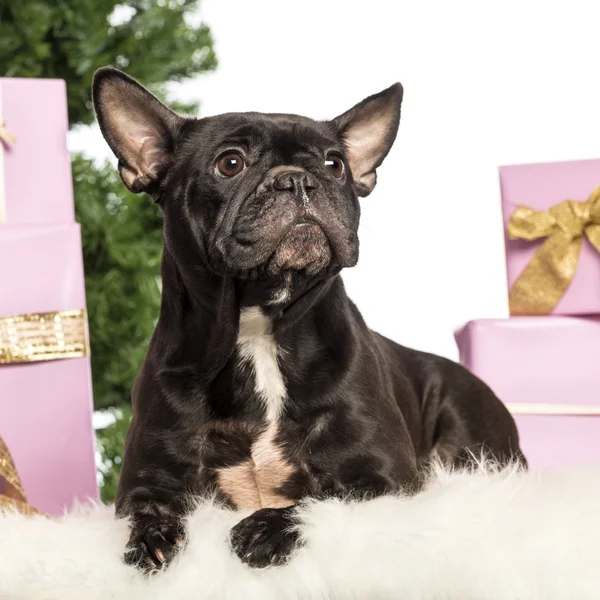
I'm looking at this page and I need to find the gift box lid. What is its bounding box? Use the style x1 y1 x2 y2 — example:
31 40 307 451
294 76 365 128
455 316 600 409
0 78 74 225
500 158 600 213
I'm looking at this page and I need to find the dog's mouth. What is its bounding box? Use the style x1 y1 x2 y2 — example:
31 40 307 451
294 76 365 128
289 218 323 234
270 217 332 275
292 217 319 228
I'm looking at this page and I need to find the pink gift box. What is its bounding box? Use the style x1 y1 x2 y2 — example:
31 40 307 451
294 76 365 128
1 77 97 515
455 317 600 469
0 224 98 515
500 158 600 316
0 78 74 225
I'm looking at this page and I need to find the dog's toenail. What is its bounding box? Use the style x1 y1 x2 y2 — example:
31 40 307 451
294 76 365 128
154 548 165 563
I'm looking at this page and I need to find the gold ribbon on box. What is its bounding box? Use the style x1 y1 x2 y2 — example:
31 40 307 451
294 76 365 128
507 185 600 315
0 437 45 516
0 309 90 364
506 402 600 416
0 117 15 225
0 309 89 514
0 119 16 145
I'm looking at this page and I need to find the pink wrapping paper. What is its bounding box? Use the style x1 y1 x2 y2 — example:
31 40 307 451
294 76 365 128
0 225 98 515
500 158 600 316
0 77 97 514
0 78 74 225
455 317 600 469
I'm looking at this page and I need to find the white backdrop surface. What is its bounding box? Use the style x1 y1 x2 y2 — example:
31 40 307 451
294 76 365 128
71 0 600 360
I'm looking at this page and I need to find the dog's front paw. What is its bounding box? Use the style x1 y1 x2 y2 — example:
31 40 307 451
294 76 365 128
230 507 300 569
125 514 186 574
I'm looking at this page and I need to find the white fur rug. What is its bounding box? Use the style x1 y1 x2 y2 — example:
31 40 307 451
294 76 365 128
1 461 599 600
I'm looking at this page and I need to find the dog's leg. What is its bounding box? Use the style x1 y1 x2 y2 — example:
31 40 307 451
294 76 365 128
229 506 300 568
116 413 201 573
120 485 190 574
430 395 528 469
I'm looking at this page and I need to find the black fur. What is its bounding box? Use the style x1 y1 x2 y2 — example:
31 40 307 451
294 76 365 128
92 67 525 572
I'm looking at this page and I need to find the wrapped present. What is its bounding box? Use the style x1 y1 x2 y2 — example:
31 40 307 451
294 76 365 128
0 225 98 515
500 158 600 316
0 78 74 225
455 317 600 469
0 78 98 516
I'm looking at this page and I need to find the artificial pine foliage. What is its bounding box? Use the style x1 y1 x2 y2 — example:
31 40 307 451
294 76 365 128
72 156 163 409
0 0 216 500
0 0 216 125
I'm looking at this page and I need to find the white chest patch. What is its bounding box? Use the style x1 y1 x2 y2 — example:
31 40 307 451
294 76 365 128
237 307 287 421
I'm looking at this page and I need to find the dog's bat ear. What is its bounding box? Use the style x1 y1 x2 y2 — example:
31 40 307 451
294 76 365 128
332 83 403 197
92 67 184 195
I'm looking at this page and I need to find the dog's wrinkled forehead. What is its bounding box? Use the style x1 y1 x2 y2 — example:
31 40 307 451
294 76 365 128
191 113 341 165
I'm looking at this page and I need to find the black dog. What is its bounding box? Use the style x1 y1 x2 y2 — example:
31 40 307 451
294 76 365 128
92 67 525 572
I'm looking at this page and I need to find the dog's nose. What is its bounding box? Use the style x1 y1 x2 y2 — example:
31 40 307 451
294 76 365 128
273 170 317 193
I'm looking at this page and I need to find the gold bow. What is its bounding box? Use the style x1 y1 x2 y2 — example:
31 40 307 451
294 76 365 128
0 119 16 145
507 186 600 315
0 309 90 364
0 437 45 516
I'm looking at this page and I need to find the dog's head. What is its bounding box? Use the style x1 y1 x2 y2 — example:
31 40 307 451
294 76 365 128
92 68 402 286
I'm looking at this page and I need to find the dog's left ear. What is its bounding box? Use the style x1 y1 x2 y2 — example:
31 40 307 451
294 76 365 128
332 83 403 197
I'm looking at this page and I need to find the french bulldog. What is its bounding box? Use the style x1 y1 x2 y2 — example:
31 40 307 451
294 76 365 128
92 67 525 572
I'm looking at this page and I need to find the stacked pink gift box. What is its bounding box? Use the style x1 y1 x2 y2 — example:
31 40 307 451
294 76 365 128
0 78 98 514
455 159 600 469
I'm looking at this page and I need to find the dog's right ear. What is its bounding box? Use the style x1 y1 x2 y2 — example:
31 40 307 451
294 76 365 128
92 67 184 194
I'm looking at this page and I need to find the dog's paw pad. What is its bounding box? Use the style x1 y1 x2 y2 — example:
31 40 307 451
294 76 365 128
230 508 299 569
125 516 186 574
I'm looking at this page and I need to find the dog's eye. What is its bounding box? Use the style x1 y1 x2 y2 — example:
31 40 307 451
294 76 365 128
325 153 345 179
216 152 246 178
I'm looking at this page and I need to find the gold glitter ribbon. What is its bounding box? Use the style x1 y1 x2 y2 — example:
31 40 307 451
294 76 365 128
0 437 45 516
0 309 90 364
507 185 600 315
0 119 15 145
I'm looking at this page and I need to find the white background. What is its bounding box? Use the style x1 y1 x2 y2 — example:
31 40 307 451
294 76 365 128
72 0 600 361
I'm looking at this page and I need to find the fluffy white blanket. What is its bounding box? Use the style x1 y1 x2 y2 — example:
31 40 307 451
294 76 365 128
1 462 599 600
